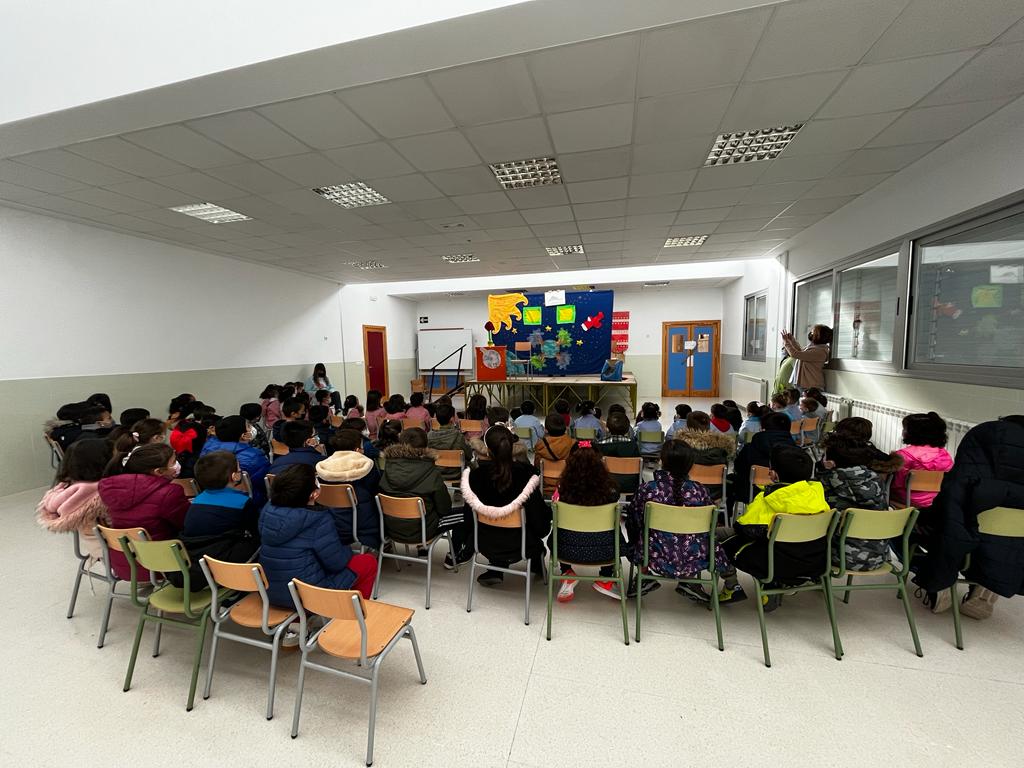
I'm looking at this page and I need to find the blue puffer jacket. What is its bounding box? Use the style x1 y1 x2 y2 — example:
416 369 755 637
258 503 355 607
201 438 271 504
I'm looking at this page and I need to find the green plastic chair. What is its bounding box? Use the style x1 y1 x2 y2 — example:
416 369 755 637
514 426 535 452
638 430 664 460
121 537 213 711
573 427 597 440
830 506 922 657
950 506 1024 650
634 503 722 650
546 502 629 644
751 510 841 668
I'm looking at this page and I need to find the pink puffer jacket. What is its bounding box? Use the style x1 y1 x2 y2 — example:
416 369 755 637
36 481 109 561
890 444 954 508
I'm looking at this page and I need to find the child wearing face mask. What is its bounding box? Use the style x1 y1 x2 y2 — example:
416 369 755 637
200 415 272 505
98 443 190 582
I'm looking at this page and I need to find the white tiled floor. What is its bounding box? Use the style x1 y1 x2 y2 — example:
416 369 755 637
5 484 1023 768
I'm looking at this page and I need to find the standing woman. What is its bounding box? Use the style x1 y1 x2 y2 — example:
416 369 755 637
781 324 832 392
306 363 342 410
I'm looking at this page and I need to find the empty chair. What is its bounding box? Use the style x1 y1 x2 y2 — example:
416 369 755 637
92 525 151 648
200 557 298 720
372 494 456 609
508 341 534 379
288 579 426 767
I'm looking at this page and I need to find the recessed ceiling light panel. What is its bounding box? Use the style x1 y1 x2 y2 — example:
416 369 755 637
643 281 670 287
489 157 561 189
313 182 390 208
545 245 584 256
344 260 388 270
441 253 480 263
664 235 708 247
170 202 251 223
704 125 803 167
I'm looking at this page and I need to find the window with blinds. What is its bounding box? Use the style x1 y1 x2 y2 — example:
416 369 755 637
835 253 899 362
794 274 833 342
743 291 768 361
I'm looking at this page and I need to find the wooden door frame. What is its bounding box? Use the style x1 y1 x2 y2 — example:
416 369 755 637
661 320 721 398
362 324 389 395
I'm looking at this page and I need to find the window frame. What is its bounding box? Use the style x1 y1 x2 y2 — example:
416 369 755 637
742 289 768 362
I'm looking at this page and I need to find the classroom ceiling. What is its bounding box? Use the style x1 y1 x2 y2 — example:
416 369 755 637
1 0 1023 283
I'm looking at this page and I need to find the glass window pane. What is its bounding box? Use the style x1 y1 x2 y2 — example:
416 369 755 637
835 253 899 361
914 210 1024 369
794 274 833 342
743 292 767 361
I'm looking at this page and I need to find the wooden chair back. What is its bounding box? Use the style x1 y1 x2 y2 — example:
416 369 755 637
689 463 726 486
750 464 773 489
291 579 365 621
540 458 566 483
97 524 148 554
908 469 945 494
603 456 643 477
377 494 424 520
460 419 483 434
402 419 426 431
271 439 290 456
475 506 523 529
330 414 343 428
434 450 465 470
172 478 199 497
318 483 357 509
203 556 267 591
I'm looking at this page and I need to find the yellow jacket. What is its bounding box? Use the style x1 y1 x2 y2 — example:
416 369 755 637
737 481 829 528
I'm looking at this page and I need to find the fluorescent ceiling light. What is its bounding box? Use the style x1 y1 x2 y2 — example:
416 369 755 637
489 157 561 189
546 245 584 256
704 125 803 167
447 291 465 296
313 182 390 208
664 235 708 247
643 281 670 287
441 253 480 263
170 202 251 223
344 260 388 270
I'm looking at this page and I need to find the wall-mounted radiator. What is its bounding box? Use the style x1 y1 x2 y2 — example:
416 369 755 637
730 373 768 405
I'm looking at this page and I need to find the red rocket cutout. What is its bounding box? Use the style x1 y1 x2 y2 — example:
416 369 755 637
580 311 604 331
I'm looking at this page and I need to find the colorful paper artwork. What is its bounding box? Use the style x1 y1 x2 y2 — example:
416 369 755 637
556 304 576 324
971 285 1003 308
487 292 528 330
522 306 542 325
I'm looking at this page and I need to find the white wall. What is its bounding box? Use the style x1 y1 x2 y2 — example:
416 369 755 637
0 206 342 380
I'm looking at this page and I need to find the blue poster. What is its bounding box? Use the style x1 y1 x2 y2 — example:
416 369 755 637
492 290 614 375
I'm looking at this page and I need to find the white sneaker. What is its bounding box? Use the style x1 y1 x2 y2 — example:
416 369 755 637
960 586 998 620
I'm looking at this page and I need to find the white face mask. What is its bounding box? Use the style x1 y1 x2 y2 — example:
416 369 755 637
362 429 370 438
248 425 258 440
170 461 181 478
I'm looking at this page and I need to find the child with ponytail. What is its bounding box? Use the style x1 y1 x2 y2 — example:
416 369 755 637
889 412 953 509
37 439 113 562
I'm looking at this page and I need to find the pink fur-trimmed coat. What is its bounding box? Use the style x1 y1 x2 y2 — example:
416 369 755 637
461 464 550 562
37 481 109 560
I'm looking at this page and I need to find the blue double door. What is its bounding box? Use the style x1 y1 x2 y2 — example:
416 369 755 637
663 321 720 398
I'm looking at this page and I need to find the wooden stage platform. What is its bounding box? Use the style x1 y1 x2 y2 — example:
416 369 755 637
462 374 638 414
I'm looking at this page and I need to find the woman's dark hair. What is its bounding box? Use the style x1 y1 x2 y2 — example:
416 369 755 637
902 412 948 448
409 392 424 408
558 446 619 505
399 427 428 450
575 400 595 416
835 416 873 442
106 442 174 477
686 411 710 431
809 325 833 345
553 399 570 415
260 385 280 400
544 412 567 437
239 402 263 421
366 390 383 412
484 426 515 492
660 441 696 504
376 420 403 448
313 363 328 380
343 394 359 411
112 418 165 453
466 394 488 420
640 402 660 421
270 464 317 507
804 387 828 407
674 404 692 420
762 411 791 432
57 439 113 484
88 393 113 413
607 412 630 436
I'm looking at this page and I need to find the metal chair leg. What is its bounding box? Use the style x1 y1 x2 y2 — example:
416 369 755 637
186 614 209 711
372 548 384 599
366 669 380 767
124 610 147 691
897 577 923 657
524 558 532 626
950 581 964 650
634 572 643 643
754 581 771 668
67 563 85 619
617 564 630 646
202 625 220 700
97 587 115 649
710 573 724 652
545 554 555 641
290 658 308 738
466 557 476 613
843 574 853 604
407 625 427 684
152 610 163 657
823 581 844 660
266 622 289 720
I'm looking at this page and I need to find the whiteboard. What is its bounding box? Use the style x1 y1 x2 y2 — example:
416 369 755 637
417 329 475 371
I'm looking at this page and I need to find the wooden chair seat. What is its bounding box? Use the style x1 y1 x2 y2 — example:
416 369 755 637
831 562 893 579
228 593 295 629
317 602 414 659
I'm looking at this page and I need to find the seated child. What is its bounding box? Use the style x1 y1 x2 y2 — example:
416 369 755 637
317 429 382 550
260 385 283 429
470 407 529 464
427 402 472 477
364 390 386 439
373 419 403 452
635 402 664 456
343 394 364 418
307 405 334 448
607 403 635 438
675 411 736 465
513 400 544 444
596 412 641 495
572 400 604 439
271 399 307 442
722 400 744 432
37 439 113 562
200 415 271 504
314 389 335 415
770 393 791 420
553 398 571 428
709 403 736 435
404 392 431 429
665 404 692 440
258 464 378 606
462 394 489 437
738 401 767 443
271 420 324 471
534 413 577 496
889 412 953 509
341 417 379 459
240 402 271 457
722 445 830 611
783 387 803 423
383 394 407 422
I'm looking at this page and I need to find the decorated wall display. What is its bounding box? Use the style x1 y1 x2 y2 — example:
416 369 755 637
611 310 630 353
491 289 614 375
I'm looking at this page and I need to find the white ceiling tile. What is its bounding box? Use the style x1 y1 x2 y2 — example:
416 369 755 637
366 174 443 202
133 207 207 228
425 165 498 196
257 94 376 150
101 179 191 207
673 206 733 225
581 231 626 245
764 213 829 229
705 232 764 245
100 213 172 233
66 137 189 177
634 86 734 144
818 51 976 118
918 42 1024 105
829 142 941 175
528 35 639 112
630 138 710 175
756 152 851 183
452 191 514 214
13 149 136 185
782 195 858 215
720 70 849 132
566 177 628 204
865 0 1023 62
483 226 535 241
681 187 749 209
505 184 569 209
123 125 248 169
401 198 464 219
391 131 480 172
339 77 453 138
557 147 631 183
0 161 88 193
747 0 907 79
61 187 153 213
428 58 539 126
713 218 772 233
753 226 803 239
464 118 553 163
384 220 437 236
530 221 580 237
155 171 248 201
784 112 901 156
187 111 310 160
469 211 526 229
867 98 1011 146
690 163 769 191
0 180 48 203
804 172 892 197
726 203 791 220
342 204 410 225
206 163 301 195
625 213 675 229
638 8 772 97
626 194 684 215
520 205 573 224
577 217 625 234
998 17 1024 42
323 142 415 179
547 103 634 154
27 195 118 221
260 153 354 187
572 200 627 220
628 170 697 198
741 180 816 203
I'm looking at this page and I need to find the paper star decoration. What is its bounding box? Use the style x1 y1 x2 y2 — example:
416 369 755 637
544 325 552 331
576 339 583 346
510 327 518 334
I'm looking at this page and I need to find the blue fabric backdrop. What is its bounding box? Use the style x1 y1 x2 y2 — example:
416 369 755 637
492 290 614 375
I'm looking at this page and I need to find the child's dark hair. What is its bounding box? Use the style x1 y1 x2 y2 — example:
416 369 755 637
383 396 405 415
510 407 522 421
722 399 737 409
239 402 263 422
544 412 567 436
215 415 247 443
57 439 113 484
295 392 311 407
195 450 238 491
640 402 660 421
770 444 813 483
168 393 195 416
710 403 727 419
607 412 630 436
88 393 113 413
800 397 818 412
770 393 788 409
341 417 367 432
315 389 332 406
608 403 626 416
260 385 280 399
762 411 791 432
282 420 315 449
674 404 692 420
902 412 948 448
119 408 150 428
822 433 875 469
280 385 296 402
366 390 383 412
804 387 828 407
409 392 424 407
270 464 316 507
106 442 174 477
282 400 304 418
660 441 696 504
484 426 515 492
308 405 329 425
486 406 510 425
466 394 488 420
112 418 165 453
784 387 801 405
559 447 619 505
520 400 535 415
343 394 360 412
376 420 403 447
686 411 710 431
399 427 428 450
746 400 763 417
435 402 455 425
330 429 364 452
575 400 595 416
553 399 570 415
834 417 873 442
